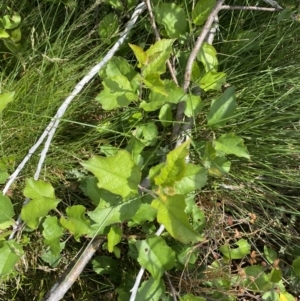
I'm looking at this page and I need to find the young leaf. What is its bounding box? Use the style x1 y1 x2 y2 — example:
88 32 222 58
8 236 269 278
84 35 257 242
60 205 92 241
96 75 137 110
219 239 251 259
88 198 141 232
175 164 207 195
2 13 21 30
197 42 218 72
136 236 175 279
0 92 15 113
199 71 226 91
155 140 190 187
0 240 24 276
155 3 187 38
81 150 141 199
0 28 10 38
192 0 216 26
129 43 148 68
136 277 166 301
152 195 202 244
207 86 236 128
42 216 64 255
214 133 250 159
142 73 167 95
143 39 174 77
126 136 146 166
107 225 122 252
0 193 14 224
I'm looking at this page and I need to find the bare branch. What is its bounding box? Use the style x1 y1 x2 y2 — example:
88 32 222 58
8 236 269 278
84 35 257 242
221 5 279 12
172 0 225 145
42 237 104 301
144 0 178 85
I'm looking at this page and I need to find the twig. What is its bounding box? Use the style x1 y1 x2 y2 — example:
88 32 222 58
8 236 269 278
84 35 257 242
5 2 146 240
129 224 165 301
262 0 283 10
221 5 280 11
172 0 225 146
42 236 104 301
144 0 178 85
165 272 178 301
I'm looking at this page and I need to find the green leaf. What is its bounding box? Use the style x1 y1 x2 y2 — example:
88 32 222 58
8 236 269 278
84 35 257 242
42 216 64 255
40 243 65 268
292 256 300 277
0 169 9 184
152 195 202 244
207 86 236 128
219 239 251 259
242 265 270 292
184 93 202 117
155 140 190 187
135 123 158 147
269 268 282 283
140 81 186 111
130 195 157 225
277 8 293 23
103 0 124 10
136 236 175 279
23 178 56 199
202 142 231 177
0 92 14 113
0 240 24 276
214 133 250 159
264 246 278 264
136 277 166 301
197 42 218 72
180 294 206 301
126 136 146 166
88 198 141 231
192 0 216 26
175 164 207 195
104 57 137 82
142 73 167 95
129 43 148 68
279 292 296 301
0 193 14 224
60 205 92 241
98 13 119 40
92 255 118 275
1 13 21 30
199 71 226 91
159 103 173 127
155 3 187 38
185 197 206 232
96 75 137 110
21 198 59 229
107 225 122 252
0 28 10 38
143 39 174 77
82 150 141 199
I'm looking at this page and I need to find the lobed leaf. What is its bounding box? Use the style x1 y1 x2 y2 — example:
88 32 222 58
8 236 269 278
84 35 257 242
214 133 250 159
82 150 141 199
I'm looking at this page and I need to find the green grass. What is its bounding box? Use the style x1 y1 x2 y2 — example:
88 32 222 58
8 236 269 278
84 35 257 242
1 0 300 300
